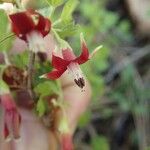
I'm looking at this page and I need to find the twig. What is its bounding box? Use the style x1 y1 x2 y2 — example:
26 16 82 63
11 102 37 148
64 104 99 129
106 45 150 83
27 51 35 99
133 69 150 150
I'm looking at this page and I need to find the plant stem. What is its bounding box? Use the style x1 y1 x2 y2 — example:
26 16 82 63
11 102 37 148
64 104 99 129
52 29 72 50
50 6 55 18
3 51 11 66
27 51 35 99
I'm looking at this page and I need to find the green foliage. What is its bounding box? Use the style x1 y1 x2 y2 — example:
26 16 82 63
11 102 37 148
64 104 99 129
34 80 59 97
90 46 109 72
34 80 59 116
61 0 79 23
53 0 79 38
39 6 53 17
46 0 64 7
36 97 46 116
78 110 91 128
145 147 150 150
0 10 14 52
0 79 10 94
91 135 110 150
56 21 79 38
77 0 132 45
79 1 118 32
110 65 150 115
12 51 29 68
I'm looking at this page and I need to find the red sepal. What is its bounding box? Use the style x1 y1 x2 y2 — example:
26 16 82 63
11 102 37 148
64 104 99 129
52 54 70 70
62 48 76 61
45 68 66 80
75 41 89 64
9 10 51 41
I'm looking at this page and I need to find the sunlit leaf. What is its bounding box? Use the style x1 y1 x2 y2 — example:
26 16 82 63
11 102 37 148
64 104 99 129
0 79 9 94
56 21 79 38
46 0 64 7
34 80 59 97
61 0 79 22
36 98 46 117
0 10 14 51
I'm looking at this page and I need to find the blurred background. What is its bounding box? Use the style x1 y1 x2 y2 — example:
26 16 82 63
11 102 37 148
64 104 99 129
0 0 150 150
70 0 150 150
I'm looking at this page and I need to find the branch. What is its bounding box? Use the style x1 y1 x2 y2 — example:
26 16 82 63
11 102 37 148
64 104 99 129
106 45 150 83
27 51 35 99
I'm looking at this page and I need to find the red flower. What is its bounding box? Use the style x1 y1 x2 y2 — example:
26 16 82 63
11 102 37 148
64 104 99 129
9 10 51 52
40 34 102 89
0 94 21 141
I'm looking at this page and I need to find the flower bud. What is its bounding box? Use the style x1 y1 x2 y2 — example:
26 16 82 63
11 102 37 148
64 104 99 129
0 80 21 141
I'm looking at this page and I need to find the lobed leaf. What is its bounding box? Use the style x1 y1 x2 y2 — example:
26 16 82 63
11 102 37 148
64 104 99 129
46 0 64 7
61 0 79 23
0 10 14 52
36 97 46 117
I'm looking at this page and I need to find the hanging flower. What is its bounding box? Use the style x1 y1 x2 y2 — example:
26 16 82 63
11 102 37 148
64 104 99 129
40 34 102 89
9 9 51 53
1 94 21 141
0 80 21 141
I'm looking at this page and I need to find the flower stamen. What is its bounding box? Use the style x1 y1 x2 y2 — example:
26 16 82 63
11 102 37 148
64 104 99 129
67 63 85 89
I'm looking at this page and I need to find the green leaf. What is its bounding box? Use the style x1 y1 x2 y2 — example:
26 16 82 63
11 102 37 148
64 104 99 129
0 64 5 69
56 21 79 38
46 0 64 7
145 147 150 150
53 0 79 38
0 10 14 51
0 80 10 95
78 110 91 128
91 136 110 150
34 81 59 97
61 0 79 22
36 98 46 117
39 6 53 17
35 81 60 117
12 51 29 68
